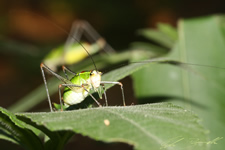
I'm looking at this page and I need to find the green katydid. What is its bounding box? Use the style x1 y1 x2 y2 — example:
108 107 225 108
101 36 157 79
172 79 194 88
40 22 125 112
43 20 115 71
40 62 125 112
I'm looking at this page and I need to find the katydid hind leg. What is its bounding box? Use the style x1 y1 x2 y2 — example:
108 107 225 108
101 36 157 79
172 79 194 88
40 63 54 112
41 63 72 83
81 20 115 53
62 65 77 80
64 21 84 55
40 63 73 111
69 20 115 54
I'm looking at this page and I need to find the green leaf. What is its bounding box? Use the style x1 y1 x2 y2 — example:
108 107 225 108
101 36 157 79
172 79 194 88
137 23 177 49
0 107 43 150
102 61 153 90
157 23 178 41
130 41 169 57
132 15 225 150
16 103 209 150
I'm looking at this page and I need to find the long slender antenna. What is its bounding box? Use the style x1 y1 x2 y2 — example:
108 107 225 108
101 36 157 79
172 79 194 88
133 59 225 70
37 15 98 71
175 62 225 70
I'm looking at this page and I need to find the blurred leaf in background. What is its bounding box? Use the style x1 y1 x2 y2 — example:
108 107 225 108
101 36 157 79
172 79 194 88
132 15 225 150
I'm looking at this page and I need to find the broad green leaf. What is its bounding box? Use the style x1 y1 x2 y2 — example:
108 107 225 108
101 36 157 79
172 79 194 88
0 107 43 150
16 103 209 150
218 15 225 37
132 15 225 150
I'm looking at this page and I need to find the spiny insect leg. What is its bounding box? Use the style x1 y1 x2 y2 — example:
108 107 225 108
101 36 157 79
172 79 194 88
40 63 53 112
62 65 76 80
40 63 72 112
58 84 64 111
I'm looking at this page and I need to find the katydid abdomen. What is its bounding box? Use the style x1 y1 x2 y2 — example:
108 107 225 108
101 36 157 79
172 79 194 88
63 71 92 106
63 90 89 106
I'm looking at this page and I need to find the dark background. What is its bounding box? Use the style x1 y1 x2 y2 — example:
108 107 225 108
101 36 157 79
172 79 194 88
0 0 224 149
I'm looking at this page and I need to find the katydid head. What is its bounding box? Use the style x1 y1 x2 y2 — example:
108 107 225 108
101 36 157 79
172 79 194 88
90 70 102 89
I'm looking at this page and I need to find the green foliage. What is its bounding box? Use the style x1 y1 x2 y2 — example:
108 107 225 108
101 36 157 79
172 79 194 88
132 15 225 150
136 23 177 48
0 107 43 150
1 14 225 149
1 103 209 150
